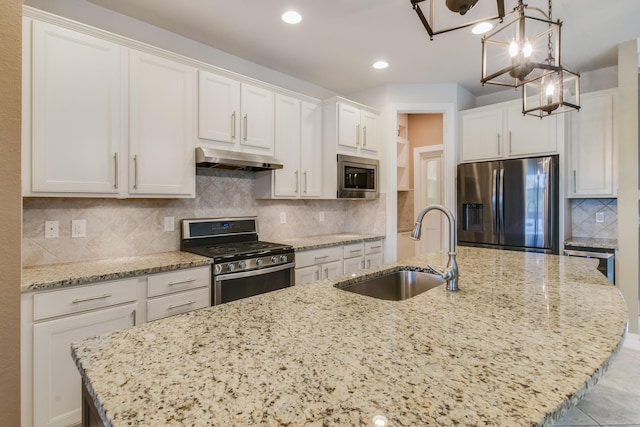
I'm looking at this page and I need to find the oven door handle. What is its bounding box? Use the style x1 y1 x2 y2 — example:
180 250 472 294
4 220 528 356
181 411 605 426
214 262 296 282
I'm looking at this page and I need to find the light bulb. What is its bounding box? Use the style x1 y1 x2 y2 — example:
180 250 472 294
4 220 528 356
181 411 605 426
523 39 533 57
509 39 519 57
546 82 555 97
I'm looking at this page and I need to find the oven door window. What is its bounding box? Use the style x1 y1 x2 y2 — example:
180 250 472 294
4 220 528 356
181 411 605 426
344 165 375 190
213 264 294 305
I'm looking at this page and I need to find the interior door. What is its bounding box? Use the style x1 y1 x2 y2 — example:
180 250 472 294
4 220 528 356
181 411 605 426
414 149 444 254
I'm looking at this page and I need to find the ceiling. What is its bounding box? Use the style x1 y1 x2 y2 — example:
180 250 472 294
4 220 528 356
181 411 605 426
85 0 640 97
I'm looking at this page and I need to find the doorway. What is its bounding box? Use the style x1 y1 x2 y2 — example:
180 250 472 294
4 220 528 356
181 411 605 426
396 113 445 260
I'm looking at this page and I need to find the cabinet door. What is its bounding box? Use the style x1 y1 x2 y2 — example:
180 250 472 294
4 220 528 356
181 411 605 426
506 104 557 157
460 108 503 162
570 91 616 197
322 260 344 280
129 50 196 196
273 94 301 197
30 21 122 194
360 109 379 153
295 265 320 285
344 256 365 275
338 103 360 149
365 253 384 269
198 70 241 147
300 101 322 197
33 304 136 427
240 83 275 152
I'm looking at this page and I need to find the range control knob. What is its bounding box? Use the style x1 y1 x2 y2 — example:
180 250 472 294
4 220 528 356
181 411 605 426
271 256 280 264
214 265 222 274
227 263 236 272
239 261 247 270
256 259 264 267
280 255 288 263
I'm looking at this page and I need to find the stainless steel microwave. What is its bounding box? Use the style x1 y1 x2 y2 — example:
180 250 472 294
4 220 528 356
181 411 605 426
337 154 379 199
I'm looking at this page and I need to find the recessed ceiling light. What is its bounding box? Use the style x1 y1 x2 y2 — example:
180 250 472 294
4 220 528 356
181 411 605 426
373 61 389 69
472 21 493 34
282 10 302 24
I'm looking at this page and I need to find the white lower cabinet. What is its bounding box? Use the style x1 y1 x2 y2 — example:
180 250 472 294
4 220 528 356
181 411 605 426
295 246 344 285
364 241 384 269
343 243 365 275
29 277 139 427
295 240 385 285
146 266 210 321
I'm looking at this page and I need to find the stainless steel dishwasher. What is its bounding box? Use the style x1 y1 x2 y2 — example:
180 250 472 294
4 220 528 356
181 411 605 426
564 246 615 284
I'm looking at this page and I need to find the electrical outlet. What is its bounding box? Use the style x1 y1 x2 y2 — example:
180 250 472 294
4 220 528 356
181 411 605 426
280 212 286 224
164 216 175 232
72 219 86 238
595 212 605 223
319 211 325 222
45 221 59 239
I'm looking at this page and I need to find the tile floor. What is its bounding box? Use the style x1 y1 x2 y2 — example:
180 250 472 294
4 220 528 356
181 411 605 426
554 333 640 426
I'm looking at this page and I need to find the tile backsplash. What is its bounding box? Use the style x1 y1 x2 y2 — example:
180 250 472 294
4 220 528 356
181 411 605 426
570 198 618 239
23 169 385 266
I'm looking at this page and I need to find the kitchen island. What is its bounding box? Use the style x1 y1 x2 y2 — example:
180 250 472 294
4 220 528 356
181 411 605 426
72 247 627 426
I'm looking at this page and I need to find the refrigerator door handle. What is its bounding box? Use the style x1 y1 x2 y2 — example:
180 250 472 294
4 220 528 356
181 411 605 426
492 168 499 237
498 166 505 241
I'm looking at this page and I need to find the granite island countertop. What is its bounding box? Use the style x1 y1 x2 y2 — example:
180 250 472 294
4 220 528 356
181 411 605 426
275 233 385 251
72 247 627 427
22 251 212 292
564 237 619 250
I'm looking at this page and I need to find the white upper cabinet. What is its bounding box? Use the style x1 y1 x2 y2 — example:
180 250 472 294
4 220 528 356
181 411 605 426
460 107 503 161
29 21 123 195
568 89 617 197
273 94 301 197
198 70 275 155
300 101 322 197
460 100 558 162
25 19 196 198
506 103 557 157
255 97 322 199
325 98 379 157
198 71 240 146
128 50 196 197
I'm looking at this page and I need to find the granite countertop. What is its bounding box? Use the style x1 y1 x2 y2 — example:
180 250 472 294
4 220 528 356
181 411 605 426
276 233 385 251
564 237 618 250
21 251 212 292
72 247 627 426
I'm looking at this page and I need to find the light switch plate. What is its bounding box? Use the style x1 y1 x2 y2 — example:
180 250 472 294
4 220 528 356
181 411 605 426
72 220 86 238
280 212 286 224
319 211 325 222
164 216 175 232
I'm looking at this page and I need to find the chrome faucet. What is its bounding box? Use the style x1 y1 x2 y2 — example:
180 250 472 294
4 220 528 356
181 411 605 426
411 204 459 291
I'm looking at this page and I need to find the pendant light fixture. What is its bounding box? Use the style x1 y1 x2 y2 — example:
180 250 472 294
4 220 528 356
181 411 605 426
480 0 560 88
411 0 505 39
522 1 580 117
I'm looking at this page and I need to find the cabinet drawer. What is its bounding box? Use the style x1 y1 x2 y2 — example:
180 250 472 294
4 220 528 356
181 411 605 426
295 246 343 268
147 287 210 321
147 266 210 297
33 278 138 321
343 243 364 259
365 241 384 255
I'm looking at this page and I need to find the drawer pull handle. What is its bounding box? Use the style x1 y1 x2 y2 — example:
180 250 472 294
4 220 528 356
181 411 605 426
350 250 362 254
370 245 382 249
168 301 196 310
314 255 329 260
167 279 195 286
72 294 112 304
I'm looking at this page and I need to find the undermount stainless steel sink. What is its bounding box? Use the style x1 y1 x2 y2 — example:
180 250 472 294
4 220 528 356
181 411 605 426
338 270 445 301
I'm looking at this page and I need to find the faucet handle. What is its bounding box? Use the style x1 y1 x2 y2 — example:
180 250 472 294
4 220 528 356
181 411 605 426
428 264 453 281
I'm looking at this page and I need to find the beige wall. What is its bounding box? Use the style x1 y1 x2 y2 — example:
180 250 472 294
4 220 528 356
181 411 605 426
0 0 22 424
407 114 443 189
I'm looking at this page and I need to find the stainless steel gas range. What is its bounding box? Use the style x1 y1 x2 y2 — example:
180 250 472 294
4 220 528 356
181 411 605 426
180 217 295 305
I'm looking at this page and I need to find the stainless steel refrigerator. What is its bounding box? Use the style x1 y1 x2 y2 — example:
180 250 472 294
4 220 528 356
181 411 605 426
457 155 559 254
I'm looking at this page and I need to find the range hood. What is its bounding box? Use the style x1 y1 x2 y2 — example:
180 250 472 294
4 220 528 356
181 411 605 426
195 147 283 171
